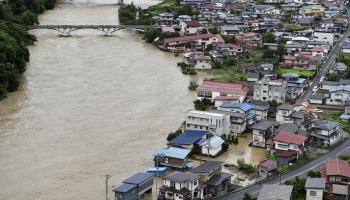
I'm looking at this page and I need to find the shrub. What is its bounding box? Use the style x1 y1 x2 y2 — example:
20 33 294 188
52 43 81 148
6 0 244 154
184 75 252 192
166 129 182 141
193 98 212 111
237 159 256 174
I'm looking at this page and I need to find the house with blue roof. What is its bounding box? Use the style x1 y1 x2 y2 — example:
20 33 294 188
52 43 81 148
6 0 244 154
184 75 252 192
153 147 192 170
169 130 207 154
217 103 257 135
113 172 154 200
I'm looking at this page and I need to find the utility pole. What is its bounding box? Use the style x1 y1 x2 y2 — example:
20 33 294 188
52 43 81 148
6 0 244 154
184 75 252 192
105 174 111 200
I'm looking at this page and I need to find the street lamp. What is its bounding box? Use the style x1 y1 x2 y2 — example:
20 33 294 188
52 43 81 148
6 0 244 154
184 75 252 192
105 174 112 200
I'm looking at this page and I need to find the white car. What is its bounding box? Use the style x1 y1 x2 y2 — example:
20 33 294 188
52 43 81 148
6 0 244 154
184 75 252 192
320 76 325 82
314 109 323 113
312 86 318 92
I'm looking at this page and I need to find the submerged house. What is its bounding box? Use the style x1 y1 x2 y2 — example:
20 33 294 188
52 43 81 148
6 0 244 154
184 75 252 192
169 130 207 154
251 120 274 148
153 147 192 170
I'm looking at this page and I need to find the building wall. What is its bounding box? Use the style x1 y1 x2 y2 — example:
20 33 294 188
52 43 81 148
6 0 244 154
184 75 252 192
314 32 334 46
306 188 324 200
276 110 293 124
252 130 266 147
193 60 211 69
201 145 222 156
253 79 286 103
115 187 138 200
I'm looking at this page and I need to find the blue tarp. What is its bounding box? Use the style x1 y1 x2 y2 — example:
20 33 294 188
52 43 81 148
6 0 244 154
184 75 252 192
340 114 350 120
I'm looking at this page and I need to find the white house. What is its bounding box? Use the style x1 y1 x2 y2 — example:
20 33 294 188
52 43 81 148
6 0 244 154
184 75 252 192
325 85 350 106
196 80 249 103
313 31 335 46
305 178 326 200
250 103 270 121
200 136 224 156
253 78 287 103
309 120 341 146
160 171 204 200
276 104 294 124
251 120 274 148
189 56 212 69
181 20 203 35
185 110 230 136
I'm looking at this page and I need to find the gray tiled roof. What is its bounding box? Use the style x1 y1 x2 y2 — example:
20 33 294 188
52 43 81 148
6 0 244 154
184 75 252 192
313 120 339 130
305 178 326 189
165 171 199 182
191 161 223 174
277 104 293 111
206 172 232 187
276 123 299 133
123 172 154 185
251 120 274 130
258 184 293 200
310 94 324 100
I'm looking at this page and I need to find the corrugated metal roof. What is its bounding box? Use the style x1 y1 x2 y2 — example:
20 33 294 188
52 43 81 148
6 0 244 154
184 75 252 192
169 130 207 145
220 102 252 111
112 183 136 193
123 172 154 185
251 120 274 131
153 147 191 159
305 178 326 189
191 161 223 173
258 184 293 200
200 136 224 149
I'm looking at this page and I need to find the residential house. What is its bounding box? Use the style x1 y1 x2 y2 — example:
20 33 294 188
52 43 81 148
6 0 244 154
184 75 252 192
308 119 341 146
319 79 350 91
265 0 283 3
305 178 326 200
181 21 203 35
169 130 207 153
251 120 274 148
163 34 220 52
258 159 277 178
185 110 231 136
271 132 307 164
313 31 335 46
196 80 249 103
200 136 225 157
276 104 294 124
235 32 262 51
320 158 350 200
250 102 270 121
206 172 232 197
309 94 325 104
276 123 299 135
342 40 350 53
299 5 325 16
281 54 320 70
257 184 293 200
192 161 223 182
345 100 350 114
153 147 192 170
212 43 243 58
253 78 287 103
217 102 256 134
330 63 347 79
158 171 205 200
113 172 154 200
157 12 174 25
281 73 307 100
325 85 350 106
186 52 212 69
220 25 240 36
179 0 210 5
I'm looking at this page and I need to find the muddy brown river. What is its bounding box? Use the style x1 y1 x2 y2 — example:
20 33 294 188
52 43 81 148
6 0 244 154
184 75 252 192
0 1 267 199
0 1 195 200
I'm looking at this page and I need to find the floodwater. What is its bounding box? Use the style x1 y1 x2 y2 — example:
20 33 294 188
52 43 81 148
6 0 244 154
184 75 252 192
0 1 195 200
0 1 267 199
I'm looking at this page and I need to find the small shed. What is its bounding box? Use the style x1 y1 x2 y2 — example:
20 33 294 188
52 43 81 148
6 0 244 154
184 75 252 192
258 159 277 178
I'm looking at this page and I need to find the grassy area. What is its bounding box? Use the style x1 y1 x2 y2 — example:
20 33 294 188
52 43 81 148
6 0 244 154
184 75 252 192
210 66 247 82
282 23 305 31
148 0 177 10
320 112 350 131
276 67 316 77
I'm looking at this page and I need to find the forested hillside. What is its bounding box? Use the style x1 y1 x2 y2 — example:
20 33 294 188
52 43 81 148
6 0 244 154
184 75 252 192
0 0 56 100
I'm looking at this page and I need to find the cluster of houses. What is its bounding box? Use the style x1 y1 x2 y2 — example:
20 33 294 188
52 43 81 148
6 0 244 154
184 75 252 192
112 78 347 200
111 0 350 199
257 157 350 200
151 0 348 74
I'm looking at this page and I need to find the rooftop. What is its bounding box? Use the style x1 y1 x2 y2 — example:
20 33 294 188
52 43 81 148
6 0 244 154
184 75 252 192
197 80 248 95
169 130 207 145
258 184 293 200
165 171 199 182
164 33 214 44
219 102 252 112
251 120 274 131
154 147 191 159
191 161 223 174
259 159 277 171
321 158 350 178
312 119 339 130
273 132 306 145
277 104 293 111
206 172 232 186
122 172 154 185
305 178 326 189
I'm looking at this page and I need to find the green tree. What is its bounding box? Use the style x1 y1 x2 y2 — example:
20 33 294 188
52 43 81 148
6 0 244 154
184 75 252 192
262 32 275 43
193 98 212 111
243 193 257 200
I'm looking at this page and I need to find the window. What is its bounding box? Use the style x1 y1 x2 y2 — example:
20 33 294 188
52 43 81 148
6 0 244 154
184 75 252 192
194 125 197 128
310 191 316 196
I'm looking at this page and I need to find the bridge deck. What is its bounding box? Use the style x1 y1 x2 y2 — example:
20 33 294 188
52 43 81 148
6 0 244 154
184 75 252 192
27 24 159 30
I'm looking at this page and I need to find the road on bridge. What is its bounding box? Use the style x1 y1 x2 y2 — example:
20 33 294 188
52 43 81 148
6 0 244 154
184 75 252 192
217 139 350 200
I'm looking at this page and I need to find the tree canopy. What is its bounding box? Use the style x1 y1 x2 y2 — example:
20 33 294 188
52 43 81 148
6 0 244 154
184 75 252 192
0 0 56 100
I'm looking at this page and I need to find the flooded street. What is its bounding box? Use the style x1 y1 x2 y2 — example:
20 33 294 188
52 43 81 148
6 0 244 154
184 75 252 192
0 1 195 200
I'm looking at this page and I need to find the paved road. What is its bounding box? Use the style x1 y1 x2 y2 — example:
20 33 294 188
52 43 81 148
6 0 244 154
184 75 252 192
299 12 350 100
218 139 350 200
